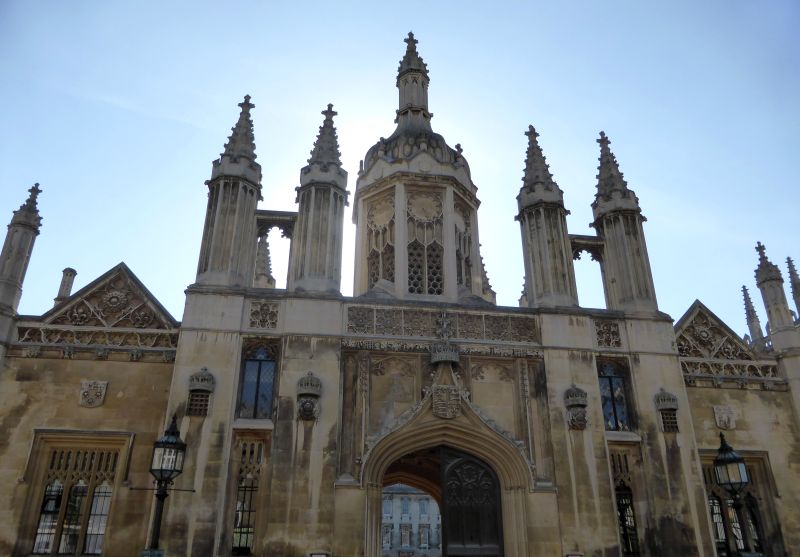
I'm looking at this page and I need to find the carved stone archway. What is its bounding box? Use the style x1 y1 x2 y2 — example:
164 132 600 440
361 394 533 557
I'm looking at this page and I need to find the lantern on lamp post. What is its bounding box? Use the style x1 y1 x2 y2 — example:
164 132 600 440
713 432 755 553
142 414 186 556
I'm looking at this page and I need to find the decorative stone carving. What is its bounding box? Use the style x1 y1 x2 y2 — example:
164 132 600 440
94 348 109 360
431 384 462 419
129 349 143 361
676 310 752 360
24 345 41 358
595 319 622 348
407 191 443 222
297 372 322 421
680 360 777 380
564 384 588 430
49 267 170 329
344 305 540 343
713 405 736 430
17 326 178 349
341 337 541 358
189 367 215 392
249 301 278 329
79 380 108 408
653 388 678 411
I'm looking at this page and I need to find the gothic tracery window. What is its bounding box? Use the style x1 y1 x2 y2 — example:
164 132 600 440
29 439 124 556
366 194 395 289
598 360 633 431
407 191 444 295
237 344 278 420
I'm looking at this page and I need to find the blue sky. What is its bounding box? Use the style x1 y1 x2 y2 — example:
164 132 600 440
1 1 797 334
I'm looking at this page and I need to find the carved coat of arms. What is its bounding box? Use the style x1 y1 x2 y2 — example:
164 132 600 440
80 380 108 408
432 384 461 419
713 405 736 430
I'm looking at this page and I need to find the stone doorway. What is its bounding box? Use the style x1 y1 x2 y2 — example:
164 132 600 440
382 446 503 557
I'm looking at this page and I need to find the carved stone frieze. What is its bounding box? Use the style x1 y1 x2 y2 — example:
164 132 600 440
249 301 278 329
340 337 541 358
595 319 622 348
345 305 540 344
680 359 777 380
676 311 752 360
79 380 108 408
17 326 178 349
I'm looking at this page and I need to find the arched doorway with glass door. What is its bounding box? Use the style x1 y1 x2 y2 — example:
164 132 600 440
380 446 503 557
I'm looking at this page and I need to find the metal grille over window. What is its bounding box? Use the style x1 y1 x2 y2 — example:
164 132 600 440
232 438 265 555
609 447 641 556
32 447 118 555
598 360 632 431
654 388 679 433
237 344 277 420
188 367 215 417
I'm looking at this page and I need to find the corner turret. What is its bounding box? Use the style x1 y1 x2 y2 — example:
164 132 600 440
288 104 349 293
517 126 577 307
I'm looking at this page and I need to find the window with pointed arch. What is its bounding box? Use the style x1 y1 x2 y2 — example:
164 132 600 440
25 433 130 556
597 359 634 431
237 341 279 420
701 455 784 556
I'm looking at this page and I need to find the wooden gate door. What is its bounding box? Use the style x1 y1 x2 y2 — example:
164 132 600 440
441 447 503 557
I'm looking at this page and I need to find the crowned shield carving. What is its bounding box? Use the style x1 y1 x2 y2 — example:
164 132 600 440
432 384 461 419
713 405 736 430
79 380 108 408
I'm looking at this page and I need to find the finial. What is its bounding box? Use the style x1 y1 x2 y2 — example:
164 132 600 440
595 130 628 196
23 183 42 212
221 95 257 162
521 125 557 191
742 285 757 318
307 103 342 167
398 31 428 78
756 241 767 261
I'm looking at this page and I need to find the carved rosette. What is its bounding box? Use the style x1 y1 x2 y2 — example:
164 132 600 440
564 384 588 430
249 302 278 329
79 380 108 408
595 319 621 348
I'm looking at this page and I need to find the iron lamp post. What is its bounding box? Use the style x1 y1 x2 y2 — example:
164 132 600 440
145 414 186 555
713 432 755 554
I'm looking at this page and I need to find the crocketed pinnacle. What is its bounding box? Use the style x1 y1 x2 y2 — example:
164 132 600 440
22 183 41 213
754 242 783 284
222 95 257 162
308 104 342 167
11 183 42 229
522 126 558 191
742 285 758 321
397 32 428 79
788 257 799 294
596 131 628 195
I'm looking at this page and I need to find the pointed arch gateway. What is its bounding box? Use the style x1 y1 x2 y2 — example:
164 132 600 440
361 384 534 557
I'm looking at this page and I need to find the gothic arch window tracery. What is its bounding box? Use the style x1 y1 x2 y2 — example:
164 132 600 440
407 191 443 295
366 194 395 289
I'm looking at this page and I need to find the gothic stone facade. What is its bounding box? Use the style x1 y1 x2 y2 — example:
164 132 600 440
1 34 799 557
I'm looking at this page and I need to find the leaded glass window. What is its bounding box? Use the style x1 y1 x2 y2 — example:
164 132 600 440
238 347 276 419
598 361 632 431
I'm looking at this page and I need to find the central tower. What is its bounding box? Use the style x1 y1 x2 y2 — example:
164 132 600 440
353 33 494 304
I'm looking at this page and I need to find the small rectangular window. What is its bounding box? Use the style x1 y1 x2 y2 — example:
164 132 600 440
660 409 679 432
187 391 211 417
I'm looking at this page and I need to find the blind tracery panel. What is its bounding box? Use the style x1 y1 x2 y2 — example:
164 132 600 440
407 191 444 295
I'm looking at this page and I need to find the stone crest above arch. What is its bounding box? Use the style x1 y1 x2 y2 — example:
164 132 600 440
360 380 534 492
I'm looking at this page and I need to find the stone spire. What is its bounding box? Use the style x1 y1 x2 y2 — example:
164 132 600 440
254 231 275 289
0 184 43 323
211 95 261 184
522 126 558 191
516 126 577 308
395 32 431 128
196 97 262 287
786 257 800 319
753 242 794 335
742 285 765 348
307 104 342 169
397 32 428 79
590 132 657 312
596 131 628 195
289 104 349 293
